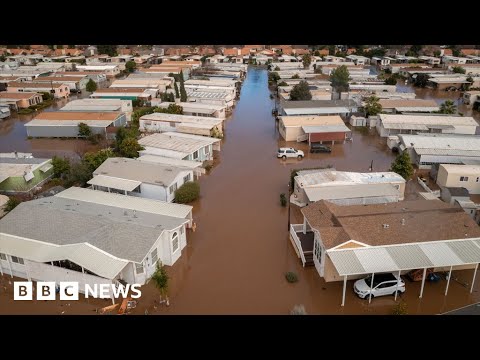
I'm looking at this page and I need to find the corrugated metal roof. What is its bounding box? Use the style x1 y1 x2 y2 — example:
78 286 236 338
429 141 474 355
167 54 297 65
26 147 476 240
88 175 141 192
327 238 480 276
327 250 365 275
138 155 204 170
56 187 193 219
354 247 397 273
419 242 463 267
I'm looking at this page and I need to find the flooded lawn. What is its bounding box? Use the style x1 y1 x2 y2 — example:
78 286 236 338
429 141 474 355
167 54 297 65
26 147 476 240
1 68 480 315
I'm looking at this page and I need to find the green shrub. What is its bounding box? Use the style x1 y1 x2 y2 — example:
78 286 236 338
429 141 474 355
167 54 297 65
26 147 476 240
392 301 408 315
285 271 298 283
5 197 21 212
175 181 200 204
280 193 287 207
18 108 34 114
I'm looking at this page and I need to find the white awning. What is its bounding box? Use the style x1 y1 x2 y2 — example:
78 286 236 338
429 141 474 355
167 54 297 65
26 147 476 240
0 233 128 279
327 238 480 276
88 175 141 192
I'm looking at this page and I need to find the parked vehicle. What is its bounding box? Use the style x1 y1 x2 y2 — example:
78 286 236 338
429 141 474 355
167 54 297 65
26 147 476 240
309 143 332 153
354 273 405 299
277 147 304 160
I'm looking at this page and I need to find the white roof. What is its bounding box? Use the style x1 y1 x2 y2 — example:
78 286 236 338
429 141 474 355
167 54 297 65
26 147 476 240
380 114 477 128
327 238 480 276
56 187 192 219
0 233 127 280
139 132 220 154
88 175 141 192
302 124 350 134
304 183 402 202
156 102 225 113
429 77 470 84
138 155 205 170
400 134 480 152
439 164 480 174
77 65 119 70
296 170 405 187
140 113 222 126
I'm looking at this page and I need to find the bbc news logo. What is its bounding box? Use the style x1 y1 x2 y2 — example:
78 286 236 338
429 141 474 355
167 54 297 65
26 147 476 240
14 282 142 300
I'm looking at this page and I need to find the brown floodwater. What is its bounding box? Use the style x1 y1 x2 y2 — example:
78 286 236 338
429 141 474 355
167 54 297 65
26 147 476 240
2 67 480 315
0 82 111 160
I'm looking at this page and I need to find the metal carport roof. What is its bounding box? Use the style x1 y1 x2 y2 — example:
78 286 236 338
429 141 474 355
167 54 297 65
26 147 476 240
327 238 480 276
87 175 141 192
328 238 480 306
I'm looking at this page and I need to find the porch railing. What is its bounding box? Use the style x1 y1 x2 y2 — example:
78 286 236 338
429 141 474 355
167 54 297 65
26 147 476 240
290 224 306 267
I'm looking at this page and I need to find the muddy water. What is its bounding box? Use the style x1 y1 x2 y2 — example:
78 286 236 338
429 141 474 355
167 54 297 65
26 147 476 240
2 68 480 315
132 68 480 315
0 90 107 159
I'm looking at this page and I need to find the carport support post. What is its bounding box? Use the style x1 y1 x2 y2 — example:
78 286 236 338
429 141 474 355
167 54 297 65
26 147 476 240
470 264 479 293
395 270 401 301
368 273 375 304
419 268 427 298
445 265 453 296
341 275 347 306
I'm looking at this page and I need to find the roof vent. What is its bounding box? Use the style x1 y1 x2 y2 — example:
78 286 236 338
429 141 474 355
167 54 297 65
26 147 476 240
401 219 405 225
383 224 390 229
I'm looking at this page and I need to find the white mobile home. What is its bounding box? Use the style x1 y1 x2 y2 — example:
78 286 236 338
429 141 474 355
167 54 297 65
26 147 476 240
25 112 127 138
398 134 480 169
139 113 223 137
186 90 234 109
291 169 405 207
154 102 226 119
90 157 194 203
0 195 190 301
376 114 478 137
139 132 221 162
436 164 480 194
60 99 133 122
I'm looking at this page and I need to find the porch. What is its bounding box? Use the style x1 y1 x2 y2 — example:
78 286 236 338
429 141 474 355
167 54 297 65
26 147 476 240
289 224 314 267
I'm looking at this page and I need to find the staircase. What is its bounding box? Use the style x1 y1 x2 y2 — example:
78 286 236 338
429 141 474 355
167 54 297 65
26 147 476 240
304 251 314 266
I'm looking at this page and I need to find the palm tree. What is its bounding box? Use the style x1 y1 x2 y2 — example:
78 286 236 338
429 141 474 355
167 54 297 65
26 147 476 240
439 100 457 114
151 262 169 305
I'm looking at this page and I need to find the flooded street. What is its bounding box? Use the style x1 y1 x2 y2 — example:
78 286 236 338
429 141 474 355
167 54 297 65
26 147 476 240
135 68 480 315
2 67 480 315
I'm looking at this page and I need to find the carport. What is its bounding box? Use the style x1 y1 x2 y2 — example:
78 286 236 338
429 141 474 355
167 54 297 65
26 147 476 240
327 238 480 306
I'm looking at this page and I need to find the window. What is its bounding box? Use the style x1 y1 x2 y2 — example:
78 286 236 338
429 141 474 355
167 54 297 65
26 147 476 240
0 253 6 261
11 256 24 265
193 150 199 159
314 240 322 263
172 232 179 253
476 177 479 183
204 146 210 155
460 176 469 182
183 174 191 183
135 263 144 274
151 248 158 265
169 183 177 194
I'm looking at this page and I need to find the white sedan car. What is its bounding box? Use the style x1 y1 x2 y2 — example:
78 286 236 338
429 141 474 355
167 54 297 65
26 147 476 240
277 147 304 160
354 273 405 299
